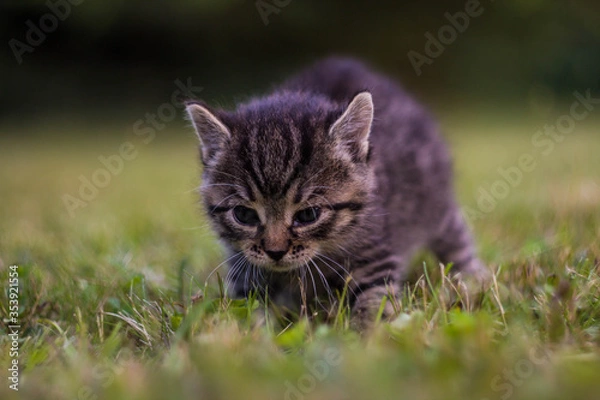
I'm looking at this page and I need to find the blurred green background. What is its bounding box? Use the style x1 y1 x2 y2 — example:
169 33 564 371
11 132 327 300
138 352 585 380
1 0 599 129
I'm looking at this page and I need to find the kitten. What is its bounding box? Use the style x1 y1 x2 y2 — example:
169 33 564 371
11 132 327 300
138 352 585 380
186 57 489 327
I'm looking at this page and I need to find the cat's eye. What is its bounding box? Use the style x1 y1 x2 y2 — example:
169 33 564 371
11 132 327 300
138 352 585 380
232 206 260 226
293 207 321 226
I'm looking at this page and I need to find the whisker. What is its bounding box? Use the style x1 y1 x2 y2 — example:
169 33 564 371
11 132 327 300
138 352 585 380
314 253 361 297
244 261 252 295
229 259 248 295
180 223 212 231
225 256 245 284
205 251 243 284
306 261 327 312
314 252 352 278
304 185 335 191
209 193 239 213
337 244 358 258
185 183 239 194
251 264 264 294
310 258 335 306
254 265 266 295
225 258 245 295
202 183 245 189
210 169 245 183
301 166 328 187
308 193 335 210
194 183 247 194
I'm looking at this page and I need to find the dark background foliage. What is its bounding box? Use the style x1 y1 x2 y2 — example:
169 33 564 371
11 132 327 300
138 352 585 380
1 0 599 131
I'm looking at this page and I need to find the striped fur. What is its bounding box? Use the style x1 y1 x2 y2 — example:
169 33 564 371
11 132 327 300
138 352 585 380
186 57 489 327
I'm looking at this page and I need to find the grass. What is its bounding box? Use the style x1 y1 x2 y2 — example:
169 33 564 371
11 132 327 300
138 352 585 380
1 112 600 400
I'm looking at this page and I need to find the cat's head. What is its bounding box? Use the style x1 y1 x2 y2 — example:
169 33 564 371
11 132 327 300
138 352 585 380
186 91 374 271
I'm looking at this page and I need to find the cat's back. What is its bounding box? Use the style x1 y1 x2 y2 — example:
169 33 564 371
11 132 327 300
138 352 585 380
281 57 443 153
281 57 426 119
281 57 394 100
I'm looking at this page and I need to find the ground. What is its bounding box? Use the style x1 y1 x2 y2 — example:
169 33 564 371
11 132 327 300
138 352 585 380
1 110 599 400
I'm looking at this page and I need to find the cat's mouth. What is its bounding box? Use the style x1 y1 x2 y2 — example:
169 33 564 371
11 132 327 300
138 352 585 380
265 264 296 273
244 254 307 273
243 245 315 272
259 260 303 273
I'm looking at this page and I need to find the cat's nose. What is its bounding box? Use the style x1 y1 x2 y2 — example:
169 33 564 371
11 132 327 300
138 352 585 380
265 249 287 261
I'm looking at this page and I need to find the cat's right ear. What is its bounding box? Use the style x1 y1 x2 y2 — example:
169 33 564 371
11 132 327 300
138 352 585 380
185 102 231 165
329 92 374 163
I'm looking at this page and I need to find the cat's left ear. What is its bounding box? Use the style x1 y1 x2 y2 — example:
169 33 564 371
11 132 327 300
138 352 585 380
186 102 231 166
329 92 374 163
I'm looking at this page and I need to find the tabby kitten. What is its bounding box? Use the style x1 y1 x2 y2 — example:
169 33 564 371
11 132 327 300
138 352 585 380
186 57 488 326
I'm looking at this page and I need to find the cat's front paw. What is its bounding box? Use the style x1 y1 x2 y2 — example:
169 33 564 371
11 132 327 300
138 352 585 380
447 260 493 309
350 286 397 331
